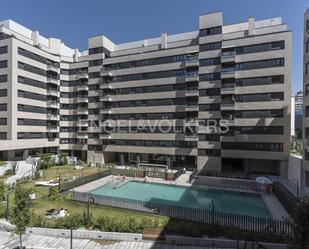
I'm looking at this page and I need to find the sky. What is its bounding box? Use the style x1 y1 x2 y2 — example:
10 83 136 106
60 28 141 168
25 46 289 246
0 0 307 94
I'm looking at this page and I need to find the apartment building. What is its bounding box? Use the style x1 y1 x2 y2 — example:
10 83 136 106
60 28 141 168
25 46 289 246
0 12 291 176
302 9 309 189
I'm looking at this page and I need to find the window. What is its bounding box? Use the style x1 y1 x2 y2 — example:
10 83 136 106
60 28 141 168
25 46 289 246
198 149 221 157
0 118 7 125
200 57 221 66
235 41 284 55
236 92 284 102
0 75 7 83
306 38 309 53
0 60 7 69
199 42 221 52
235 75 284 87
306 62 309 75
0 89 7 97
89 47 104 55
236 58 284 71
199 26 222 37
199 73 220 81
0 132 6 140
222 142 283 152
0 104 7 111
0 46 7 54
89 59 103 67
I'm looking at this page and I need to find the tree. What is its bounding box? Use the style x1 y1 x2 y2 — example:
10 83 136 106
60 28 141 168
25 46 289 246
36 153 55 170
49 187 63 209
58 152 68 166
11 184 33 249
289 198 309 249
0 181 5 218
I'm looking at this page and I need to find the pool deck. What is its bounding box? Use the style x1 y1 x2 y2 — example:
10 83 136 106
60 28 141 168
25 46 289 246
73 175 288 220
261 193 289 220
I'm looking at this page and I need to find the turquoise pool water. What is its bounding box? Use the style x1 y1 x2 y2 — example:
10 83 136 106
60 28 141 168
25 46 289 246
90 181 271 218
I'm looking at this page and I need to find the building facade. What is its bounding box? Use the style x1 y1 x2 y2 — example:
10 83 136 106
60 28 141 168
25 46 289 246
294 91 303 133
303 9 309 189
0 12 291 176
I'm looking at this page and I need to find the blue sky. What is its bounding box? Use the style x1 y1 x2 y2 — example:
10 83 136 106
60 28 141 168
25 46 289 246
0 0 307 94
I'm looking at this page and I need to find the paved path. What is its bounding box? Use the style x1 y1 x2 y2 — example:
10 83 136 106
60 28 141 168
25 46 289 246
0 232 230 249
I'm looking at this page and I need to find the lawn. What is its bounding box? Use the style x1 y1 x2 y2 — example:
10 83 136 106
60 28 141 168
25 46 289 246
4 165 169 229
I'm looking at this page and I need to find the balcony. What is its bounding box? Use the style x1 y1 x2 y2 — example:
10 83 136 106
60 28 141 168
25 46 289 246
100 83 112 90
185 89 199 97
221 68 235 78
221 51 236 63
77 108 88 115
221 83 235 94
46 88 58 97
100 108 112 114
185 103 198 112
77 120 88 127
100 95 112 102
184 56 199 68
46 63 58 73
100 70 113 77
185 72 199 82
46 77 58 85
77 133 88 139
77 85 89 91
46 101 59 109
46 125 58 132
76 72 89 80
76 97 89 103
221 101 235 110
100 133 111 139
46 113 58 120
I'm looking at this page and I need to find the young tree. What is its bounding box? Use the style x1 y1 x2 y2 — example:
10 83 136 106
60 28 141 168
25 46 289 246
37 153 54 170
11 184 33 249
58 152 68 166
0 181 5 217
289 198 309 249
49 187 63 209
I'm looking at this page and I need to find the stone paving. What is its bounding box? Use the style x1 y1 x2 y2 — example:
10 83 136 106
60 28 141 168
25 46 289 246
0 232 230 249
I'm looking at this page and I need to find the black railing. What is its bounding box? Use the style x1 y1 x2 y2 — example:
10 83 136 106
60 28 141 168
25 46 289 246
72 191 293 239
58 170 111 192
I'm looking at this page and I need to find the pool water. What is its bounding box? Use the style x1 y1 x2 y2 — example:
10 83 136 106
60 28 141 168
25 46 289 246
90 181 271 218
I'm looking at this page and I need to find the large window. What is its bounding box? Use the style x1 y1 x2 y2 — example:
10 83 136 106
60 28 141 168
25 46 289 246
235 75 284 87
199 42 221 52
236 41 284 54
236 58 284 71
222 142 283 152
199 26 222 37
200 57 221 67
236 92 284 102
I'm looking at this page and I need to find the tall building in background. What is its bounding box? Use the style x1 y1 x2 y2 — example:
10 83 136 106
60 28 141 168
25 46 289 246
0 12 291 176
302 9 309 190
294 91 303 134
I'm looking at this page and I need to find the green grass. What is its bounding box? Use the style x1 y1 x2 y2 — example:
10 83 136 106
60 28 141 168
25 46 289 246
5 165 169 228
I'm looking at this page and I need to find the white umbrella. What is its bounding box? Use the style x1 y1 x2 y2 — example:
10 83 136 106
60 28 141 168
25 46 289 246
255 176 273 185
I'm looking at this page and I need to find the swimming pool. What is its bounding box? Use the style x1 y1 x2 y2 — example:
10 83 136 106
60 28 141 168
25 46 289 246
90 181 271 218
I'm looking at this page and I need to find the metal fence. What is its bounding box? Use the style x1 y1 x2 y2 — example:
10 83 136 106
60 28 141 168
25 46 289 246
192 175 263 192
58 170 111 192
71 191 293 239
